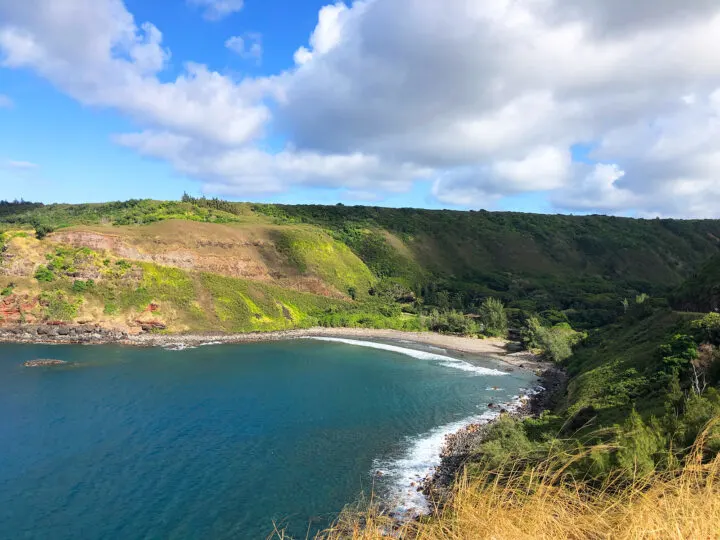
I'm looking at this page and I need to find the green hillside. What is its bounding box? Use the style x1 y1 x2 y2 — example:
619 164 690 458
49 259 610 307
2 197 720 332
673 253 720 313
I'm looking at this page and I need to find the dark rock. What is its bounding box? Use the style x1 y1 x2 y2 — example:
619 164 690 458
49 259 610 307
24 359 68 367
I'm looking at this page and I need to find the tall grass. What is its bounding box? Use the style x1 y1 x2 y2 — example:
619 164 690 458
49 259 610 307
308 420 720 540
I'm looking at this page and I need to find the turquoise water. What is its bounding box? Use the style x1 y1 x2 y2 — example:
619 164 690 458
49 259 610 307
0 339 535 539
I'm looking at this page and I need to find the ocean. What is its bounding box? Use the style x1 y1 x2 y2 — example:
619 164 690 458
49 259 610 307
0 338 535 538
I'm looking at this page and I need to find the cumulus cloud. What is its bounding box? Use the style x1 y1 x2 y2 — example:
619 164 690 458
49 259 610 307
3 0 720 216
274 0 720 216
0 93 12 108
114 130 430 195
188 0 244 21
0 0 270 146
226 33 262 63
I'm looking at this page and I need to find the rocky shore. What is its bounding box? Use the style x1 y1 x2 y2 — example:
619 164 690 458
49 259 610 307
421 365 567 509
0 324 130 344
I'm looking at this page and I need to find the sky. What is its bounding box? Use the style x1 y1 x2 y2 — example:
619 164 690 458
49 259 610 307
1 0 720 217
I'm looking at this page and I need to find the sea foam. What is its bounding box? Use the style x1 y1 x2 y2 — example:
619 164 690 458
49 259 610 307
307 337 507 376
375 390 538 518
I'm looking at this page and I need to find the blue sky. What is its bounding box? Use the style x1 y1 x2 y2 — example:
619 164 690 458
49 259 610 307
1 0 720 217
0 0 348 205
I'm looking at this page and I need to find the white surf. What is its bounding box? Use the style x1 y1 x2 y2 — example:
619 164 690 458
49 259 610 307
307 337 507 376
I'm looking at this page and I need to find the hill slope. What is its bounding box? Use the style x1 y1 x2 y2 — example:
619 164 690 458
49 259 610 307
2 198 720 332
673 252 720 313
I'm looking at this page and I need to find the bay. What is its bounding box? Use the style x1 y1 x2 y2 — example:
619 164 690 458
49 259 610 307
0 339 534 539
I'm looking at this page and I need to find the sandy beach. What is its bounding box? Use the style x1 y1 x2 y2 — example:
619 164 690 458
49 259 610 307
125 327 550 370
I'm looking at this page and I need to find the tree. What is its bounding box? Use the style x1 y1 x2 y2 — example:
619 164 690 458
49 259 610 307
660 334 698 373
479 297 508 337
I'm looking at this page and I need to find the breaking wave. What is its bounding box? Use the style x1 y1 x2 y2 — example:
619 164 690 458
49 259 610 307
307 337 506 376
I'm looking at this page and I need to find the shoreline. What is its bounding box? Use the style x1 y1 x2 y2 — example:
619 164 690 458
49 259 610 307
418 364 565 512
0 324 552 370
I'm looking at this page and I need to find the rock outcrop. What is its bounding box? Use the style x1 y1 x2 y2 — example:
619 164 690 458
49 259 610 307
0 324 129 343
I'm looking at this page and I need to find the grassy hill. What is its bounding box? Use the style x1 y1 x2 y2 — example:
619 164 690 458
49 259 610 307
2 197 720 332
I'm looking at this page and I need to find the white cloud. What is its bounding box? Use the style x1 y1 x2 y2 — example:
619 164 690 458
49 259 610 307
292 3 349 65
276 0 720 216
3 0 720 216
188 0 243 21
226 33 262 63
553 164 636 212
114 130 430 195
0 93 12 108
432 146 571 206
6 160 38 169
0 0 271 146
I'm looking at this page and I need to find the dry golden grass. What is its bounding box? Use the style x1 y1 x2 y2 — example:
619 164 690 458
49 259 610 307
311 421 720 540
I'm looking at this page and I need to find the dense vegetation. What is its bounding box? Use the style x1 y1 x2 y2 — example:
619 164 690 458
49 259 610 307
673 252 720 313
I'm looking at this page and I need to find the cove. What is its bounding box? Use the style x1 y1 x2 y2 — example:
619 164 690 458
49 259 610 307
0 339 535 539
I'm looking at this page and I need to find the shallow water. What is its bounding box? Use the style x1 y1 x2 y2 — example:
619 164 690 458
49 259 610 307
0 339 535 539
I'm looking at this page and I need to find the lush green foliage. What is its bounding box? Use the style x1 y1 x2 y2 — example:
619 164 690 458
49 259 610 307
478 297 508 337
660 334 698 372
271 227 375 296
473 308 720 483
523 317 584 362
424 309 480 335
673 253 720 312
40 290 81 321
34 265 55 282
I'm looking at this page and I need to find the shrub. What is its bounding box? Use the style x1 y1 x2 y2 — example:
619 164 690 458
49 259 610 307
425 309 479 335
40 290 81 321
34 265 55 282
71 279 95 293
523 316 584 362
615 409 664 478
33 223 55 240
1 283 14 296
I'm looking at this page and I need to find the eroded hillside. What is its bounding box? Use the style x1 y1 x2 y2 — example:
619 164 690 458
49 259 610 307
0 221 380 334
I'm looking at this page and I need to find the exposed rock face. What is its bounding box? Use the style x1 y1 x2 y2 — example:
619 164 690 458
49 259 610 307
0 294 40 324
0 325 130 343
